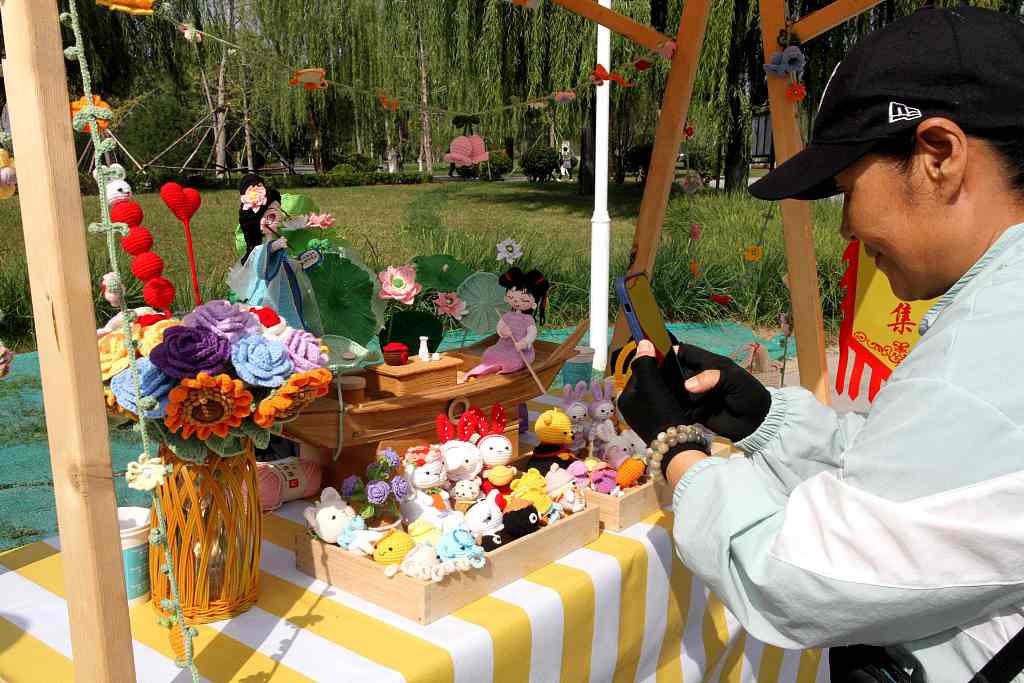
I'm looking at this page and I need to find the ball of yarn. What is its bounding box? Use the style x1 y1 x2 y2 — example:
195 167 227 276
121 225 153 256
110 201 143 228
143 276 176 311
131 251 164 280
256 463 285 512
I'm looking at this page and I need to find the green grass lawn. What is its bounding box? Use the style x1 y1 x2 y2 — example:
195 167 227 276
0 179 847 350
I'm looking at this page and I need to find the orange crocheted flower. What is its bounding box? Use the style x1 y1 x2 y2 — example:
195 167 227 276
70 95 111 133
785 82 807 102
164 373 253 440
98 329 133 380
743 245 764 262
253 368 333 428
104 388 134 421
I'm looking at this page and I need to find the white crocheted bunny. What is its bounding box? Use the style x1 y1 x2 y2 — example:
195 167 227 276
587 378 617 456
561 380 591 453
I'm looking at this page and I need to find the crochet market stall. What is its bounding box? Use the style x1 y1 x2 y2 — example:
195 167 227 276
0 0 888 681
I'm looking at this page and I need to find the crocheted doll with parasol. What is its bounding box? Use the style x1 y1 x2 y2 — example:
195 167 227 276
228 174 322 334
465 267 549 379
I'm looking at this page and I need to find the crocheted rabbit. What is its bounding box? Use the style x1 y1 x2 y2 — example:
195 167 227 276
303 487 355 543
464 489 504 540
592 422 647 469
475 404 514 468
587 378 617 456
561 380 591 452
437 409 483 485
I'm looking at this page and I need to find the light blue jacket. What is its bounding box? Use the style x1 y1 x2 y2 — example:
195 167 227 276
672 224 1024 681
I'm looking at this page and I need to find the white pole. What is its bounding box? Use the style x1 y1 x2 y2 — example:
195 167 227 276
590 0 612 373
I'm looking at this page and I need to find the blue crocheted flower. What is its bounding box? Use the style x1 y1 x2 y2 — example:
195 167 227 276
341 475 360 497
379 448 400 469
110 357 176 418
230 334 294 388
366 480 390 505
390 475 410 500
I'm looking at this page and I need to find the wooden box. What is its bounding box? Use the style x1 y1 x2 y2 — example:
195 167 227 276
584 480 661 531
364 355 464 397
294 506 600 625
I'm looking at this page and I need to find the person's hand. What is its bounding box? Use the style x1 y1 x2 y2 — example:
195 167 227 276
659 342 771 442
515 338 530 351
616 342 690 444
270 236 288 252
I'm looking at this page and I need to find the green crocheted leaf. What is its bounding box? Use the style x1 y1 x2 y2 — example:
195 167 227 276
379 310 444 353
163 431 208 464
412 255 473 292
457 271 510 334
307 253 380 346
204 434 246 458
236 420 273 450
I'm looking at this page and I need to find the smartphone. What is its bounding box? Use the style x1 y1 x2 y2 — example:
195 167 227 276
615 272 694 388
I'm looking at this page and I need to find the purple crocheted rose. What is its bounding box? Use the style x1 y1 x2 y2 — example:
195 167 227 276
379 448 400 470
149 325 230 379
282 328 328 372
341 475 360 497
366 480 390 505
390 475 410 501
231 334 294 388
183 299 260 344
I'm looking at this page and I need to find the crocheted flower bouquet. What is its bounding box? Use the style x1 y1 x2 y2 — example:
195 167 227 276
98 298 333 462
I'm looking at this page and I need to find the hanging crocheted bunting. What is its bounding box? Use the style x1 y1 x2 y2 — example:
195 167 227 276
131 252 164 280
111 201 144 229
143 276 176 311
121 225 153 256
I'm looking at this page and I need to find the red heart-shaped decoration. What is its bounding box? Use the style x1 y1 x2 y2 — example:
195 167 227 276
159 182 201 223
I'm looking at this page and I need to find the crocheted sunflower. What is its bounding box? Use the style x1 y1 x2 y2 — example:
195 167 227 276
253 367 333 428
164 372 253 440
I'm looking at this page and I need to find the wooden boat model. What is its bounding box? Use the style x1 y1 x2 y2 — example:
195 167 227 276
285 319 588 454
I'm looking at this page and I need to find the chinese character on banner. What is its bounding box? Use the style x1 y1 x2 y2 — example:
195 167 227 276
836 241 938 402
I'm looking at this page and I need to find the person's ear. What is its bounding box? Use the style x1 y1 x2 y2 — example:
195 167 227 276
914 118 967 202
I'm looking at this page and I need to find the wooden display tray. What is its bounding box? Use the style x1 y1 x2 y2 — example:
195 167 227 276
584 480 660 531
295 506 600 625
364 355 464 397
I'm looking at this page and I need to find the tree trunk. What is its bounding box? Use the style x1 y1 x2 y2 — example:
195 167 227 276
213 0 233 178
308 106 323 174
722 0 751 192
384 117 398 173
548 117 556 148
240 58 254 172
416 28 434 174
505 136 514 166
577 96 596 196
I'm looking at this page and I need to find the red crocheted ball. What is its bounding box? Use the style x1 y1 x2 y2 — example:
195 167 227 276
131 252 164 280
110 201 143 227
121 226 153 256
249 306 281 328
143 276 176 311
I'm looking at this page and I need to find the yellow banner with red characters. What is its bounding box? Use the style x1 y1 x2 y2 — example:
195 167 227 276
836 240 937 401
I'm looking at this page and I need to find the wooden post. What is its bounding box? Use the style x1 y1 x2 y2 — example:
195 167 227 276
608 0 713 352
758 0 831 404
0 3 137 681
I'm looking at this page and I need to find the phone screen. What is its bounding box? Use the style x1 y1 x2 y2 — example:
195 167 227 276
624 274 674 358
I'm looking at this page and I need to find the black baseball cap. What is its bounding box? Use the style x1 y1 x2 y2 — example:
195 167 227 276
749 5 1024 200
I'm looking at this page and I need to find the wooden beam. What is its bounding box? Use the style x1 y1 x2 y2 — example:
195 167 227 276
0 2 137 681
792 0 884 43
609 0 713 353
760 0 831 405
549 0 673 52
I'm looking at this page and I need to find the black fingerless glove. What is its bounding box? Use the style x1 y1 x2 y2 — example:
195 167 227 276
657 343 771 442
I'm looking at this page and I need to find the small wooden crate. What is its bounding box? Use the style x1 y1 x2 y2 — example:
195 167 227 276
584 480 661 531
364 355 464 397
294 506 600 625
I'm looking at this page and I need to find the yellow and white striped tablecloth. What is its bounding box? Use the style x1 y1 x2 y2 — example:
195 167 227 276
0 392 827 682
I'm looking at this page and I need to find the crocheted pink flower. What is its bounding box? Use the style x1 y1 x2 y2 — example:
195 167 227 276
378 265 422 305
433 292 467 320
241 184 267 212
690 223 702 241
307 212 335 229
655 40 676 60
282 328 328 372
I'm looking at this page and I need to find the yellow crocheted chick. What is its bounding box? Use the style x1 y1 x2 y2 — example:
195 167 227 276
373 530 415 565
510 467 547 495
407 519 441 546
533 409 574 448
512 487 552 515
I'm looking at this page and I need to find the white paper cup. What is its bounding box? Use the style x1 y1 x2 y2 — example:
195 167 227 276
118 506 151 608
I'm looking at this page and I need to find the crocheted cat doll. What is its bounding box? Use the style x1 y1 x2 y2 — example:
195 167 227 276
399 445 450 525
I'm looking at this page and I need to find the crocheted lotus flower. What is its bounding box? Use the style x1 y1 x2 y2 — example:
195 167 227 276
183 299 261 343
306 212 335 229
366 480 390 505
252 367 332 428
378 265 422 305
0 341 11 379
110 357 176 418
496 238 523 265
241 183 267 212
164 372 253 440
138 318 182 356
98 329 133 380
281 328 328 372
231 334 294 388
433 292 467 320
149 325 230 380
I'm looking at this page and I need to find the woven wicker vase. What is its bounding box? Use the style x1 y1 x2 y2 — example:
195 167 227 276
150 440 262 654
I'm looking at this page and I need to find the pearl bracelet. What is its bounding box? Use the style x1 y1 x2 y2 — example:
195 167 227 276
645 425 710 484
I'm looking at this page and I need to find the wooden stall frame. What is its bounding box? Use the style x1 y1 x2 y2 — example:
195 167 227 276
1 0 887 678
0 1 137 680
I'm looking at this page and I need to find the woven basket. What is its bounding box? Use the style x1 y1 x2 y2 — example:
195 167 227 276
150 442 262 634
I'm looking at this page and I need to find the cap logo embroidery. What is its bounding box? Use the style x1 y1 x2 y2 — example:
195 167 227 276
888 102 922 123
